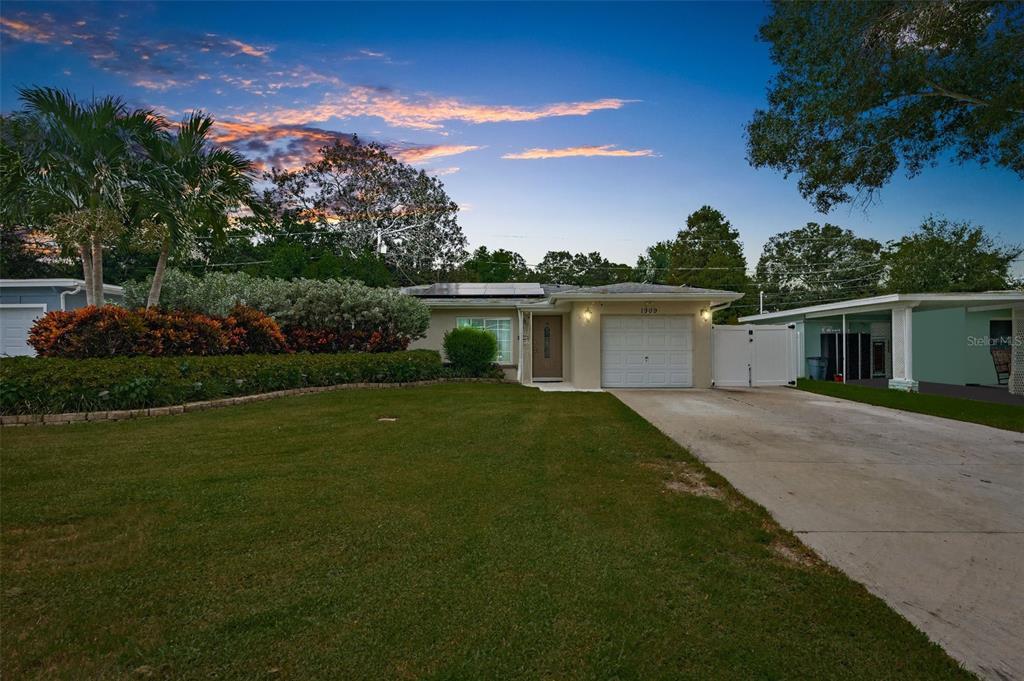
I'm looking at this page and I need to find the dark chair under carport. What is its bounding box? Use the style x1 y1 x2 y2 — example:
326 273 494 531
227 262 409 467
991 347 1011 386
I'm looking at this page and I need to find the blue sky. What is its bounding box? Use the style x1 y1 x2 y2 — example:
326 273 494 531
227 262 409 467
2 1 1021 275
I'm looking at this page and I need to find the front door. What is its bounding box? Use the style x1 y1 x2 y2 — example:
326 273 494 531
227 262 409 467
532 316 563 378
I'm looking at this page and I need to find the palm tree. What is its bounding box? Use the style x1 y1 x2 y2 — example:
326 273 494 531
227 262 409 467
11 87 162 306
135 113 255 308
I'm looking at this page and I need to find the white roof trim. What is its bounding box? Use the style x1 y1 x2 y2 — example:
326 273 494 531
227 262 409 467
739 291 1024 323
549 291 743 303
0 278 124 295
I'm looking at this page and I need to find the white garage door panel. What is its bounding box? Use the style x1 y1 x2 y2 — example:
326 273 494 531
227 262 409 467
602 315 693 388
1 306 46 357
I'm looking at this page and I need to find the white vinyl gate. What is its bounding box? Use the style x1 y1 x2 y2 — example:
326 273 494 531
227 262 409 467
712 324 797 388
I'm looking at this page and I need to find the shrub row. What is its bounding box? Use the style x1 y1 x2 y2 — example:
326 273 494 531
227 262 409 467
123 269 430 342
0 350 443 414
28 305 289 358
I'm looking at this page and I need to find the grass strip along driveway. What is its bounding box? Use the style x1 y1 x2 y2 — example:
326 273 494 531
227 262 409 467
796 379 1024 432
2 384 969 679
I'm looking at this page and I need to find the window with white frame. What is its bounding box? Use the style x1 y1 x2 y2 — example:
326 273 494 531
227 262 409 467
457 317 512 364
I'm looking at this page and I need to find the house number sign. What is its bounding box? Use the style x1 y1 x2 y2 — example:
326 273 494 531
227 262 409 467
640 304 659 315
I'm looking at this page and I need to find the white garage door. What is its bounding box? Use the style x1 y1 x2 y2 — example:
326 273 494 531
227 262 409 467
1 305 46 357
602 315 693 388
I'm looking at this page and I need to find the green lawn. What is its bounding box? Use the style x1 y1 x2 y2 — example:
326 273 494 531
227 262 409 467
2 384 969 679
796 379 1024 432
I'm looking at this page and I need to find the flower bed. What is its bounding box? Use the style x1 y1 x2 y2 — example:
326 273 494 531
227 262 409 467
0 350 442 415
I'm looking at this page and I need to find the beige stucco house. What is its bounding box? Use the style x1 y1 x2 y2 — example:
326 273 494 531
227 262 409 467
403 283 743 389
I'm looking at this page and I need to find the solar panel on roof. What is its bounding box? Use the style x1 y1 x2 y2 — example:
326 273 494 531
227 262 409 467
413 282 545 297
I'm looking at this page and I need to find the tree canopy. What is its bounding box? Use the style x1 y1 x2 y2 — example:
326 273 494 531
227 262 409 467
882 216 1022 292
662 206 750 294
533 251 632 286
135 112 256 307
634 240 673 285
2 87 162 304
264 138 466 281
458 247 531 282
747 2 1024 212
754 223 882 311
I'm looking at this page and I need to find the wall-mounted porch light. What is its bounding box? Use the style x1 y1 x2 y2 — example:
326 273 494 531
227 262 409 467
700 308 711 322
583 306 593 323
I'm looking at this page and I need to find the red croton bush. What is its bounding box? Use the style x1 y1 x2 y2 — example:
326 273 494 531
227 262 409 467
26 305 408 358
28 305 289 359
284 327 410 354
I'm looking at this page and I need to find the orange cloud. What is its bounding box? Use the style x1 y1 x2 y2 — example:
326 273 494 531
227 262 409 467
392 144 480 163
209 121 353 170
0 16 54 43
209 121 336 145
224 37 271 58
502 145 656 159
238 87 636 130
210 121 478 171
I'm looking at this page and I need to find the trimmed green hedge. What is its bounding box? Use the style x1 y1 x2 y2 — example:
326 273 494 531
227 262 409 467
0 350 442 415
443 327 498 376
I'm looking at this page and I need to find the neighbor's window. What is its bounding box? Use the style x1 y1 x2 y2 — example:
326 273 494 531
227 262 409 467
457 318 512 363
990 320 1012 349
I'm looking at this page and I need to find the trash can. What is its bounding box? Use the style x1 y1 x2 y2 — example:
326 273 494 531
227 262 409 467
807 357 826 381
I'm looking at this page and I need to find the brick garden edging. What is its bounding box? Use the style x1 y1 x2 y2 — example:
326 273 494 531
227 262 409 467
0 378 506 427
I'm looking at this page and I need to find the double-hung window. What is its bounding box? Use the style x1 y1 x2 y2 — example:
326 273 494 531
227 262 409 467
456 317 512 364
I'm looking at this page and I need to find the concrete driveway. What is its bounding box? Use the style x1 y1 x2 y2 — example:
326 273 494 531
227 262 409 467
613 387 1024 681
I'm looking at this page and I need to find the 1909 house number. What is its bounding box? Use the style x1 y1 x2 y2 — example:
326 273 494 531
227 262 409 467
640 305 659 315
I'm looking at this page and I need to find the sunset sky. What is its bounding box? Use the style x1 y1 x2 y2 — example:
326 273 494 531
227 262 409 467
2 1 1021 274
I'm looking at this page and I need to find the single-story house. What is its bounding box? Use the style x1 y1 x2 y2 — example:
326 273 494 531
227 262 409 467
0 278 125 357
403 282 743 389
739 291 1024 396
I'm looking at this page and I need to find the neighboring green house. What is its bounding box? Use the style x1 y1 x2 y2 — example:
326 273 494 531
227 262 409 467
739 292 1023 395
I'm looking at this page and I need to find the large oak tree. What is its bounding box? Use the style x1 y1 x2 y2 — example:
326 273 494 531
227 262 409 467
883 216 1022 292
754 223 882 310
265 138 466 282
747 2 1024 211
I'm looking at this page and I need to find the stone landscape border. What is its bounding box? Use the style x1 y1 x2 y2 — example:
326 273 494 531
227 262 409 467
1 378 505 427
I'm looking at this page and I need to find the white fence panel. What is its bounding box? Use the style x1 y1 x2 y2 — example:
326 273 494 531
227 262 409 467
752 326 797 386
712 326 753 387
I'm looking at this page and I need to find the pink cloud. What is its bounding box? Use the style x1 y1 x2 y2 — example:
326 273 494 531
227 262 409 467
392 144 481 163
223 37 272 58
502 144 656 159
0 16 55 43
209 120 478 171
237 87 636 130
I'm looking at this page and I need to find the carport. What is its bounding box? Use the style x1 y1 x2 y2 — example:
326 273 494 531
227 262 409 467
740 292 1024 396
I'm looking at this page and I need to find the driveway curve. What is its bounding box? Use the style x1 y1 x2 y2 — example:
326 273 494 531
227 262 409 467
613 387 1024 681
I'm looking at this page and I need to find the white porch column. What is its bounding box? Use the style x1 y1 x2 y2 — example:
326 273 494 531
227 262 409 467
1010 305 1024 396
888 305 919 392
520 310 532 384
841 314 847 382
516 309 525 384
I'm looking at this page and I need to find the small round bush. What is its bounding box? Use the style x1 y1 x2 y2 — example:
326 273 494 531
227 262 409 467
443 327 497 376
